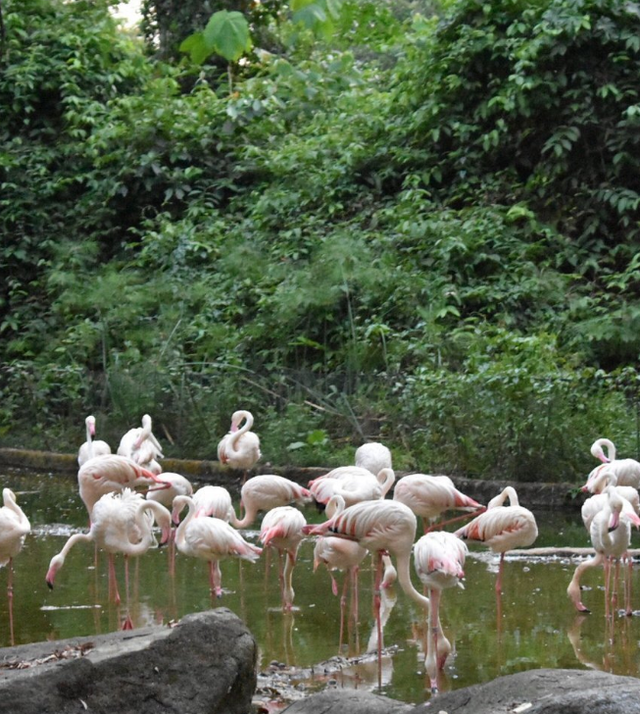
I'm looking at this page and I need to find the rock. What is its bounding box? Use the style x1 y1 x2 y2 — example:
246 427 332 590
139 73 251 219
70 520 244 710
412 668 640 714
0 608 257 714
281 689 413 714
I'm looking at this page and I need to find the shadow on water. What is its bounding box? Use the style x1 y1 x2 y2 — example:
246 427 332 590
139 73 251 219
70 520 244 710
2 469 640 707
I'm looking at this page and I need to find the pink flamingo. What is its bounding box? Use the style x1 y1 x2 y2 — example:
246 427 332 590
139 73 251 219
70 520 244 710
583 438 640 492
581 468 639 531
146 472 193 571
303 497 430 688
454 486 537 595
77 415 111 467
172 495 262 598
77 454 170 519
46 489 171 629
393 473 485 533
230 474 312 529
309 467 395 510
260 506 307 611
117 414 164 473
414 531 467 693
568 483 640 616
217 410 261 483
354 442 392 476
0 489 30 645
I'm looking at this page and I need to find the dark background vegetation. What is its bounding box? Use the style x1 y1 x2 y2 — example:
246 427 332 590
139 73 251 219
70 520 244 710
1 0 640 481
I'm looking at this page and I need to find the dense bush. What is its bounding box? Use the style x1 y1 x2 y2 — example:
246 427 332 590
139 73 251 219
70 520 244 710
1 0 639 481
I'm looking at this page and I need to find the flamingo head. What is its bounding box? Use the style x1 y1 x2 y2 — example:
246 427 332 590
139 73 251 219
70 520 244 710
45 555 64 589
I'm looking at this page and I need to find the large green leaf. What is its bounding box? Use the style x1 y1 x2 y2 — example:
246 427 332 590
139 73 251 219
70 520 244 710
203 10 250 63
179 32 211 65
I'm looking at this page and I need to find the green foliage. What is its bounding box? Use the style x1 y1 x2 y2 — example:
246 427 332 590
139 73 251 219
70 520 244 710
2 0 640 485
180 10 252 65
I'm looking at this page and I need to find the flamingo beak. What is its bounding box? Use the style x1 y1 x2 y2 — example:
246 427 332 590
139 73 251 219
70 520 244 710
608 511 620 531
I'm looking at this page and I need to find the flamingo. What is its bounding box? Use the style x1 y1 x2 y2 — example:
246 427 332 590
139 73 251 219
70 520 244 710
414 531 467 693
182 485 236 521
454 486 538 595
583 438 640 491
259 506 307 611
355 442 392 477
0 489 30 645
77 415 111 467
46 489 171 629
393 473 485 533
146 472 193 571
230 474 312 529
309 467 395 510
580 468 639 531
77 454 170 519
117 414 164 473
303 497 430 689
567 483 640 616
217 410 261 482
172 495 262 598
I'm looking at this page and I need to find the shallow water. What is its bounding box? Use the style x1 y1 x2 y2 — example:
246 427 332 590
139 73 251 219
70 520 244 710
1 469 639 706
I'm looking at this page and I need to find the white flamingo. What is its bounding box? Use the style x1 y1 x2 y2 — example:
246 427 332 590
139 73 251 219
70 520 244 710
414 531 467 693
260 506 307 611
77 454 169 519
217 410 261 482
0 489 30 644
77 415 111 467
303 497 430 689
172 495 262 598
46 489 171 629
117 414 164 473
568 483 640 616
583 438 640 491
393 473 485 533
454 486 537 595
309 467 395 510
355 442 392 477
231 474 312 529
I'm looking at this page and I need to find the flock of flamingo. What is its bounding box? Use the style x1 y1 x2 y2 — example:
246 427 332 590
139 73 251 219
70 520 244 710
1 410 639 693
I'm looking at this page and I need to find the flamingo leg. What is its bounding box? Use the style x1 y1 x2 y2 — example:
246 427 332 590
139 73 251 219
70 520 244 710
122 555 134 630
426 588 440 693
352 566 360 654
338 572 348 652
109 554 121 605
625 555 633 616
209 561 223 598
611 559 620 612
604 557 612 619
7 558 15 646
495 552 505 596
374 551 384 690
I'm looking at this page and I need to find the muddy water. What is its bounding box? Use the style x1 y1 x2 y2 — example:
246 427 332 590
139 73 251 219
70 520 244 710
1 469 639 707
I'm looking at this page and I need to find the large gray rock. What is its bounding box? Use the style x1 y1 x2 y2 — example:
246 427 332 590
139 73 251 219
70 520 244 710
282 689 413 714
0 608 257 714
413 668 640 714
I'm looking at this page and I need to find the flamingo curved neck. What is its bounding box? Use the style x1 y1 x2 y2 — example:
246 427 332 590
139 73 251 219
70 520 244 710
174 496 197 547
490 486 519 508
228 413 252 455
394 551 430 612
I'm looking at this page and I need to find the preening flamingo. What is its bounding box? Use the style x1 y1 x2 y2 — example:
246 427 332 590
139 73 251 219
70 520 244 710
217 410 261 482
231 474 312 529
77 454 169 519
454 486 537 595
567 483 640 616
355 442 392 477
393 473 485 533
260 506 307 611
77 415 111 467
117 414 164 473
414 531 467 693
580 468 639 531
146 472 193 571
0 489 30 645
303 497 430 688
309 467 395 510
583 438 640 491
172 495 262 598
182 485 236 521
46 489 171 629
